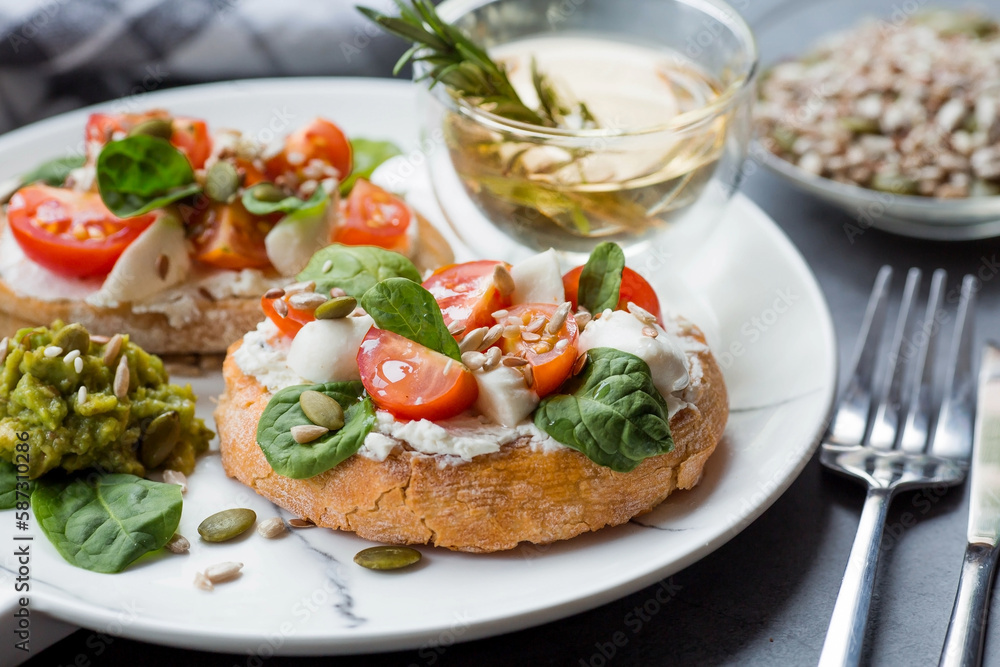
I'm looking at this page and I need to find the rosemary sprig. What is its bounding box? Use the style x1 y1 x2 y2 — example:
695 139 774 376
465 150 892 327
358 0 596 128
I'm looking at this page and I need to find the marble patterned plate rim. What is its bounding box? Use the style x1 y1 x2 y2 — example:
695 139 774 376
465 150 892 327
0 78 837 656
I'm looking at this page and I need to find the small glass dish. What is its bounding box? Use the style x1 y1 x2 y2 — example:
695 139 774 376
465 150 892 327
418 0 758 261
752 0 1000 241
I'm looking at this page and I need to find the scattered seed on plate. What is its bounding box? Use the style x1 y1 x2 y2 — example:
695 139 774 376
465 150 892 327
354 545 422 571
163 469 187 493
43 346 63 358
203 561 244 584
257 517 287 539
194 572 214 591
288 518 316 528
165 533 190 554
198 508 257 542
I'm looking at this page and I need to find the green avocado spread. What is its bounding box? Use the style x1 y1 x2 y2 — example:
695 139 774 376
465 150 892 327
0 322 213 479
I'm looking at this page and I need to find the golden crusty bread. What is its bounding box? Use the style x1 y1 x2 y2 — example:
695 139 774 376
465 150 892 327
0 214 454 354
215 321 728 553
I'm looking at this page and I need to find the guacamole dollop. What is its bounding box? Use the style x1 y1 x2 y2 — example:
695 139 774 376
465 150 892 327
0 322 213 479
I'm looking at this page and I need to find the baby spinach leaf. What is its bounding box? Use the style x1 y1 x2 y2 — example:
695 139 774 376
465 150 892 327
242 183 326 216
360 278 462 361
340 138 402 195
577 242 625 314
22 154 86 187
533 347 674 472
32 474 183 573
298 243 421 297
96 135 201 217
0 460 17 509
256 382 376 479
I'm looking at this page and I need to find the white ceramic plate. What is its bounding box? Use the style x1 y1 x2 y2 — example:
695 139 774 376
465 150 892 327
0 79 836 656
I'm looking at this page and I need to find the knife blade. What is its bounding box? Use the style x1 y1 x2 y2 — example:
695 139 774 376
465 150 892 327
940 342 1000 667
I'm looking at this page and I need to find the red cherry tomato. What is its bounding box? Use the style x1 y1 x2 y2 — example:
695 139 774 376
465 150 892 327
501 303 579 397
357 328 478 421
333 179 411 252
562 265 662 324
85 112 212 168
269 118 352 182
422 260 512 336
189 201 275 270
7 184 154 278
261 293 316 338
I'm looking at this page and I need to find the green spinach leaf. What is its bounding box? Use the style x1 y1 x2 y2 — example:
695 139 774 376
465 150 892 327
360 277 462 361
256 382 376 479
533 347 674 472
22 154 86 187
340 138 402 195
242 183 326 216
32 474 183 573
0 460 16 509
577 242 625 314
298 243 421 297
96 135 202 217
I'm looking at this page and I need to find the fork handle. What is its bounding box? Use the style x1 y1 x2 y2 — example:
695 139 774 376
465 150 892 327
939 542 1000 667
819 487 893 667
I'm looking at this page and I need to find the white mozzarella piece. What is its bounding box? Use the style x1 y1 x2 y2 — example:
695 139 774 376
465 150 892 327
510 249 565 305
286 314 374 383
473 365 539 427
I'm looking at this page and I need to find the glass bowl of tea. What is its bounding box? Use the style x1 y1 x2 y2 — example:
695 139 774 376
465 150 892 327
403 0 758 260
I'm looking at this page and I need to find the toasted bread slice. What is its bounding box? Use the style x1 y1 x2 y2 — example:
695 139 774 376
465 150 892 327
215 319 728 552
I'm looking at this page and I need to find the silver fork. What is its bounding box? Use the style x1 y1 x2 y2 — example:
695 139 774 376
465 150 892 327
818 266 977 667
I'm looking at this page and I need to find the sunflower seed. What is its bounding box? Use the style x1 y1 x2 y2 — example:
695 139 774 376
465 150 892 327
203 561 244 584
502 325 521 338
74 356 84 373
522 364 535 388
573 311 592 330
627 302 656 325
0 338 9 365
480 324 503 350
533 341 551 355
299 391 345 430
77 386 88 404
546 303 571 334
572 353 588 375
520 331 541 343
89 335 110 345
165 533 190 554
155 254 169 280
263 287 286 300
483 346 501 370
321 259 333 273
288 292 328 311
642 326 659 338
273 298 289 317
554 338 569 351
257 517 286 538
163 469 187 493
114 357 130 399
493 264 515 297
459 327 488 353
291 424 329 444
502 355 529 367
461 350 486 370
103 334 123 366
329 287 347 298
288 518 315 528
284 280 315 294
194 572 214 591
525 317 545 333
43 346 63 358
447 320 466 336
491 309 509 320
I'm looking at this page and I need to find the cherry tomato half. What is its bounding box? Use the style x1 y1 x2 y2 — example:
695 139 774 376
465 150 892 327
357 328 478 421
268 118 352 182
333 179 411 253
562 265 662 324
501 303 579 397
189 201 275 271
7 184 154 278
261 293 316 338
423 260 512 336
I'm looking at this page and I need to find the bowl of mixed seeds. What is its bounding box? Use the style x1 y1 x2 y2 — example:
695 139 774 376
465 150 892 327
755 8 1000 239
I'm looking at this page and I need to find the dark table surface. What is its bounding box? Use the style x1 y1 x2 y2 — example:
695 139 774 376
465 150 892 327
23 1 1000 664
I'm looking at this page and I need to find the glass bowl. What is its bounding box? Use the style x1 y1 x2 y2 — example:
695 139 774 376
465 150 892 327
752 0 1000 240
419 0 758 262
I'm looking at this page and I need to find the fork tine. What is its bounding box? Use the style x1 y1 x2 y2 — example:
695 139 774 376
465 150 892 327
930 274 977 462
868 268 922 450
898 269 947 453
826 266 893 448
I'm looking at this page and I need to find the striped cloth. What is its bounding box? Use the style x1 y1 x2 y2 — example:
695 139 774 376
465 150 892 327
0 0 407 133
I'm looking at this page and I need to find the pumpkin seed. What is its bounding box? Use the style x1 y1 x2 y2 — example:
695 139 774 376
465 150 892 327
129 118 173 140
205 161 240 203
354 545 422 571
52 323 90 354
140 410 181 469
314 296 357 320
248 182 286 203
299 390 345 430
198 508 257 542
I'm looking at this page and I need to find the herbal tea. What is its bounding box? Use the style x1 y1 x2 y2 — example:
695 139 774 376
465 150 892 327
443 35 728 251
